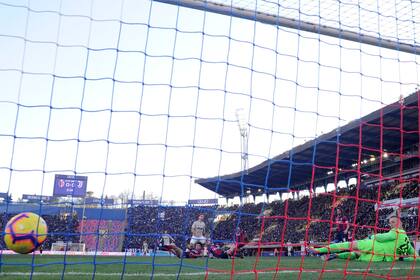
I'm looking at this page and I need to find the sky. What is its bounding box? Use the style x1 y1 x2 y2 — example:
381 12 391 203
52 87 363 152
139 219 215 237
0 0 419 205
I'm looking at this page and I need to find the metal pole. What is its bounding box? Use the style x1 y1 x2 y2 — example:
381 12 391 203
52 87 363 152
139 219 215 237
236 108 249 174
153 0 420 55
241 131 249 172
79 196 86 244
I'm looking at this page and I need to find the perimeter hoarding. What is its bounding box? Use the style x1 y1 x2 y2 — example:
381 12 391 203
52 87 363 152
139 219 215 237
22 194 52 203
187 199 218 205
85 197 114 205
128 199 159 206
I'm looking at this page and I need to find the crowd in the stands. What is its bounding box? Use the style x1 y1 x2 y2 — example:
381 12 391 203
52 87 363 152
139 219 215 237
0 180 417 252
123 180 419 251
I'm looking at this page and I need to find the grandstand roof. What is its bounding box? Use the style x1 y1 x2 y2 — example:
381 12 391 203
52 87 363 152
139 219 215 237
196 91 420 198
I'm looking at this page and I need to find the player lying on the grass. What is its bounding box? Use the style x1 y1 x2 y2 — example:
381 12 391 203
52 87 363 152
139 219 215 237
158 234 247 259
158 234 205 258
182 242 205 258
158 233 183 258
208 242 245 259
309 216 418 262
208 243 231 259
209 227 248 259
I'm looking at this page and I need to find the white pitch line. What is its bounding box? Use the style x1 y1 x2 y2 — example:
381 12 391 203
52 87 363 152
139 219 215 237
0 267 417 278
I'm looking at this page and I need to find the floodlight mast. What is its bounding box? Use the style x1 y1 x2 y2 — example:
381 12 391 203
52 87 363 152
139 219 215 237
153 0 420 55
236 108 249 174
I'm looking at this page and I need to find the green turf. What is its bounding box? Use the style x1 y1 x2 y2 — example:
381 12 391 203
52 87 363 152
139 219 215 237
0 255 417 280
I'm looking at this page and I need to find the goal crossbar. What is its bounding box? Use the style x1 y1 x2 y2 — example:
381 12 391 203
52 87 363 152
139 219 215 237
153 0 420 55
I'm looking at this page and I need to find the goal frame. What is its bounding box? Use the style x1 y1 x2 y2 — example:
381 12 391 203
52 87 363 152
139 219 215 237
154 0 420 55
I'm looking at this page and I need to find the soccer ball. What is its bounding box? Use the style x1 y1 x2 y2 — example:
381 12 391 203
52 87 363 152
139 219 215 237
4 212 48 254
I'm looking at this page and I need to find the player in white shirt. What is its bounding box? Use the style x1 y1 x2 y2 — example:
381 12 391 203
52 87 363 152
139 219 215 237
158 234 182 257
190 214 207 245
142 241 149 256
286 240 293 256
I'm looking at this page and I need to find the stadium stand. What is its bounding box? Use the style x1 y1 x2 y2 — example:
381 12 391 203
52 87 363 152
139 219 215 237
79 219 125 252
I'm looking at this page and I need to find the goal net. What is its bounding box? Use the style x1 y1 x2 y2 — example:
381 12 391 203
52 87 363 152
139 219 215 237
0 0 419 278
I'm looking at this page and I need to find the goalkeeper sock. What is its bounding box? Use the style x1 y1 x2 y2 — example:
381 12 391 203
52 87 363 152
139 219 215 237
317 242 351 254
336 252 358 260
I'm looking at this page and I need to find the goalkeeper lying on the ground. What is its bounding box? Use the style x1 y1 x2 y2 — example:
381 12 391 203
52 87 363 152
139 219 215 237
309 216 417 262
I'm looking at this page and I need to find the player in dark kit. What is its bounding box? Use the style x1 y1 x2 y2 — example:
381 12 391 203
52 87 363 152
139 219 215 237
208 228 248 259
182 242 204 258
208 243 231 259
333 208 349 243
233 227 248 258
158 227 248 260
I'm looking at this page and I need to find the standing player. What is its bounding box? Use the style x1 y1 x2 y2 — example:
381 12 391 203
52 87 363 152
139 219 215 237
309 216 417 262
190 214 207 245
300 240 305 256
286 240 293 256
142 240 149 256
38 241 44 255
233 227 247 258
346 230 353 243
235 227 247 245
333 208 349 243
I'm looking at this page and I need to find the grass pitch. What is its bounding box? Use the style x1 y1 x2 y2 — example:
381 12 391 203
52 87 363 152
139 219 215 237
0 255 418 279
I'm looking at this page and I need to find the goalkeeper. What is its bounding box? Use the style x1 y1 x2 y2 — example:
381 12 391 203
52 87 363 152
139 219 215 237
309 216 417 262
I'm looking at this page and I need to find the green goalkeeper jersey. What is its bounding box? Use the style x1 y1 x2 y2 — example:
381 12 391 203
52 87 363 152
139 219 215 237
370 228 417 261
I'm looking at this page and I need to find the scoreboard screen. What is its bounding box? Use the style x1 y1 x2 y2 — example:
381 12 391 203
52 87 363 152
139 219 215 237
53 175 88 197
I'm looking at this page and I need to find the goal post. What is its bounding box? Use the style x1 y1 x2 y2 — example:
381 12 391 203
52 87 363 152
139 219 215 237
0 0 419 278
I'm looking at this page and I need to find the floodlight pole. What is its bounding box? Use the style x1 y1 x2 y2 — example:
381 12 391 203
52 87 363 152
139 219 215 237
236 109 249 174
236 108 248 207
